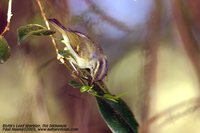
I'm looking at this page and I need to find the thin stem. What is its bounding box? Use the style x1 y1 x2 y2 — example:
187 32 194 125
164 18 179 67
0 0 13 35
143 97 200 130
140 0 161 133
172 0 200 99
84 0 132 32
36 0 58 54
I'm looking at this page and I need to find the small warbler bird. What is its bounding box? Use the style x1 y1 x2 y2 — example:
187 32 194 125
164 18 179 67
48 19 108 83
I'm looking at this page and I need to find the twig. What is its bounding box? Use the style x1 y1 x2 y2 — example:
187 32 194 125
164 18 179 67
84 0 132 32
187 0 200 30
172 0 200 101
141 97 200 131
172 0 200 74
140 1 161 133
36 0 57 52
0 0 13 35
36 0 70 70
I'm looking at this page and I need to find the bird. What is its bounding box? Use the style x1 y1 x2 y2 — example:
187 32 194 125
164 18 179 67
48 18 108 83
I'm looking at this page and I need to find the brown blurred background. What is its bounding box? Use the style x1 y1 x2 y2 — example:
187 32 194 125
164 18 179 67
0 0 200 133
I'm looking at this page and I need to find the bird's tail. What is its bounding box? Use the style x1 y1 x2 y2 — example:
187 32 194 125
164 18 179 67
48 18 69 34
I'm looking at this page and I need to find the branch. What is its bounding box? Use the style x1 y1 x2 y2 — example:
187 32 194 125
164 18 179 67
172 0 200 99
36 0 62 60
140 1 161 133
187 0 200 30
141 97 200 130
0 0 13 35
84 0 132 32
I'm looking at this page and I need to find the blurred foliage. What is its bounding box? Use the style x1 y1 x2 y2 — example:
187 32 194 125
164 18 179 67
0 36 10 63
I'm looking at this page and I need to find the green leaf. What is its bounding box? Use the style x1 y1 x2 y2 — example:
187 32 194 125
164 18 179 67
103 94 119 103
96 98 139 133
0 36 10 64
80 85 92 93
17 24 56 44
68 80 82 89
